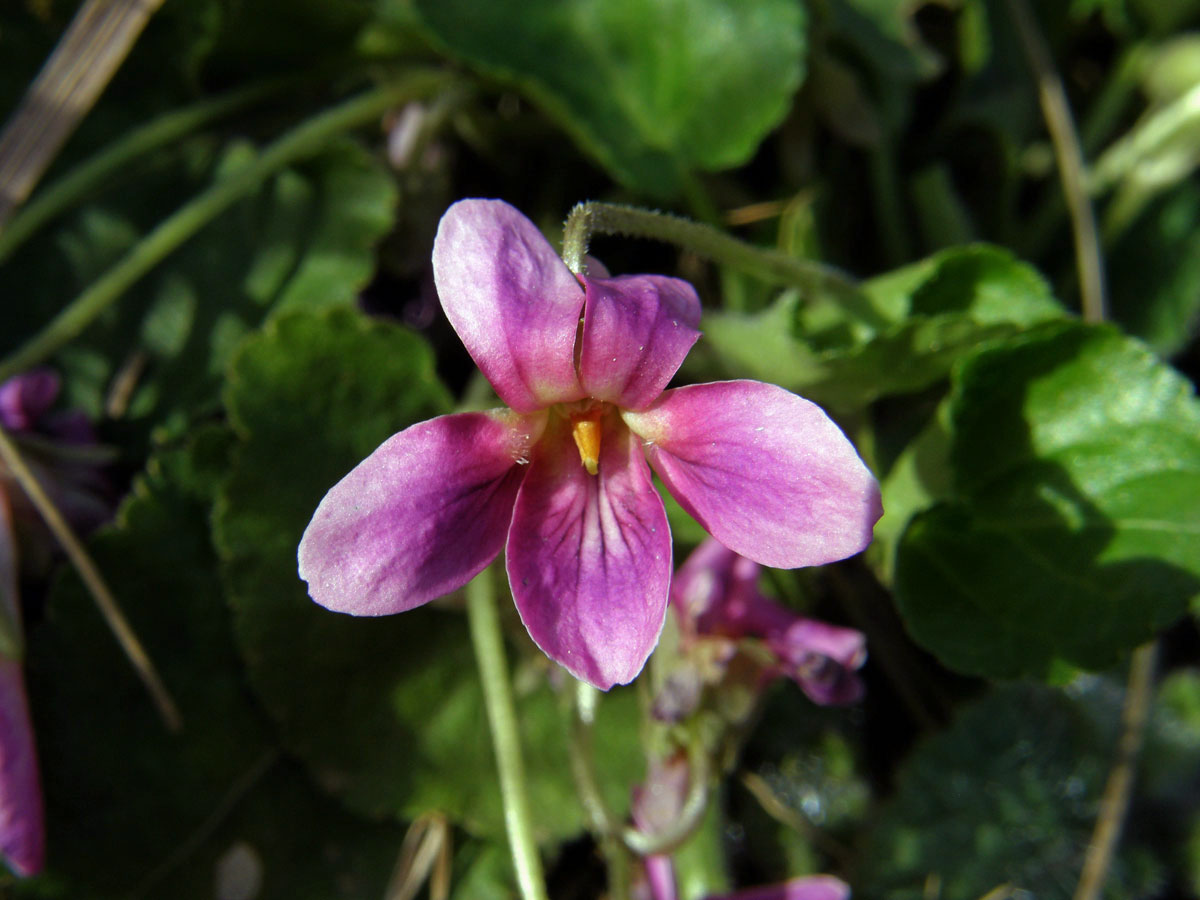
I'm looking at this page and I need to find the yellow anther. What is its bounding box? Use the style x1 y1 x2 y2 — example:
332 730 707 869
571 415 602 475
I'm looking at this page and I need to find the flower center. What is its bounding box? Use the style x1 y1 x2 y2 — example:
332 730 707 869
570 407 604 476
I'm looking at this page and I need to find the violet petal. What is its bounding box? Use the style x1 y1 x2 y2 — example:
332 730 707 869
507 415 671 690
623 381 882 569
299 410 544 615
579 274 701 411
433 199 585 412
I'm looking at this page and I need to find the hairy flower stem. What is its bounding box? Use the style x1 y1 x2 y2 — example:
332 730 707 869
0 424 181 731
0 71 450 383
465 567 549 900
560 202 880 323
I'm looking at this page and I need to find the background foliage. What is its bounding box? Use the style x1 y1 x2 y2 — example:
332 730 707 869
2 0 1199 897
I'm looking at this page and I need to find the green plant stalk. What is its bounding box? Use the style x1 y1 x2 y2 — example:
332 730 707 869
1007 0 1106 323
0 79 287 263
1090 82 1200 196
0 71 448 383
867 140 912 265
465 568 549 900
560 201 882 325
1021 45 1144 261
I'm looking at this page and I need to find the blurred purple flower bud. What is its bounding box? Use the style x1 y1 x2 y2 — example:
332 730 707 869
0 371 59 433
669 538 867 707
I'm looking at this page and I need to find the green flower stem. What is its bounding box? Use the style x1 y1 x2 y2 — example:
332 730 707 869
465 567 549 900
0 79 288 264
0 71 449 383
560 201 881 324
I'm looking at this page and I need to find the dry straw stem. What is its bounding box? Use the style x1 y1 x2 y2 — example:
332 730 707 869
0 0 165 230
0 423 182 732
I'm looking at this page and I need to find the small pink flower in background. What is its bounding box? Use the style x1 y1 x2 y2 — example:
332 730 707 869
0 367 112 877
658 538 867 717
0 369 110 547
299 198 882 690
0 368 95 446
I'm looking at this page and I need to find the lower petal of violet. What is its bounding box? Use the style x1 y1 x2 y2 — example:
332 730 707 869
622 381 882 570
507 415 671 690
299 410 544 616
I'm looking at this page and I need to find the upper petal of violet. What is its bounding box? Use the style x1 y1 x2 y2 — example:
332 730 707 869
433 199 586 412
579 274 701 411
299 410 544 616
623 381 882 569
507 414 671 690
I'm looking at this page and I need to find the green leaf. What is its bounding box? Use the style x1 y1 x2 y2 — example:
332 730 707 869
868 405 952 584
20 427 407 898
406 0 805 197
895 322 1200 679
859 684 1160 900
698 244 1064 411
11 139 397 439
822 0 942 133
213 307 641 839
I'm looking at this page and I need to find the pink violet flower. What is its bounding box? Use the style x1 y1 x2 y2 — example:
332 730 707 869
298 199 882 690
665 538 868 710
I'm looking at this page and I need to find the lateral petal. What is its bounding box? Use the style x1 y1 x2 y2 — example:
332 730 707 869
432 199 585 412
507 414 671 690
623 381 882 569
579 274 701 411
299 410 544 615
